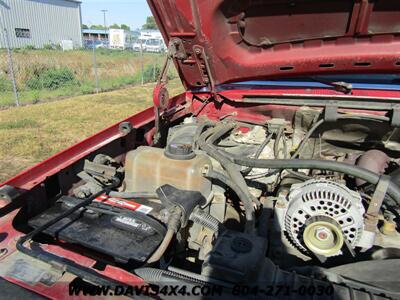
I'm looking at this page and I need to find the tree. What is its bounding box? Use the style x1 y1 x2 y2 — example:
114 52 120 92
90 24 105 30
109 23 120 29
142 16 158 30
82 24 89 29
121 24 130 31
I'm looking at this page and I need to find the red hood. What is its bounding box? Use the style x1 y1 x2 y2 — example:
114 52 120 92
148 0 400 90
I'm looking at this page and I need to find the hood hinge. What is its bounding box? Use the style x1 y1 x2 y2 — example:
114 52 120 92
152 38 189 144
193 45 218 100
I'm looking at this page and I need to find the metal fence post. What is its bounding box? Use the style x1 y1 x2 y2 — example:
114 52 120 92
153 58 156 82
0 14 19 106
92 37 99 93
140 39 144 85
5 30 19 106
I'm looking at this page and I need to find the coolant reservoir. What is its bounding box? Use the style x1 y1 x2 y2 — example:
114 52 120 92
124 146 212 199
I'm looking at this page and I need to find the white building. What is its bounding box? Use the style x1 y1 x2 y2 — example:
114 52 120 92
0 0 82 49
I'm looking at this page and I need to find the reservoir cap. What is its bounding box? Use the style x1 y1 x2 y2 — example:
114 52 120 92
164 143 196 160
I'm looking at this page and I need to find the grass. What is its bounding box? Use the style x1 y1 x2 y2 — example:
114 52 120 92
0 79 184 182
0 49 169 107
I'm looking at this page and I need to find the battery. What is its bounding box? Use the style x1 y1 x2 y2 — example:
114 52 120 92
28 195 166 263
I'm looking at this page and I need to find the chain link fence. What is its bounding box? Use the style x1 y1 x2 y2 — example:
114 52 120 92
0 41 175 108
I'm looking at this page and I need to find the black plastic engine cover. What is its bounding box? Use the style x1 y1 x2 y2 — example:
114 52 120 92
201 230 267 283
28 196 166 263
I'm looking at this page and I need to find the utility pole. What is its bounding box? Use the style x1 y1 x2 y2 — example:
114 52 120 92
101 10 108 41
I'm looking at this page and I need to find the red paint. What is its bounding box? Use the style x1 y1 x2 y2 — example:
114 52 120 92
1 87 399 300
148 0 400 89
219 87 400 101
2 0 400 296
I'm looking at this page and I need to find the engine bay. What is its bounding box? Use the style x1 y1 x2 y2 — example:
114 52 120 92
12 107 400 298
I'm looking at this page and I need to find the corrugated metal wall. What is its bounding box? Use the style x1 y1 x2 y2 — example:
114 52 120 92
0 0 82 48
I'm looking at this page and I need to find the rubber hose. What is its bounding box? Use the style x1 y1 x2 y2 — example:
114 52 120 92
228 155 400 205
146 229 174 263
291 119 324 158
198 125 255 232
135 267 233 288
247 114 390 180
242 132 274 175
203 125 260 209
292 115 389 159
274 126 284 158
199 124 256 205
205 169 253 218
135 267 210 286
189 207 225 235
193 120 214 150
108 191 158 199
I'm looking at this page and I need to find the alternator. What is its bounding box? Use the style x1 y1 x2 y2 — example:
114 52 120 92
279 180 365 257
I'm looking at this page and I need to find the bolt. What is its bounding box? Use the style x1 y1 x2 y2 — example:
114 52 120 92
315 227 331 241
275 199 287 208
195 48 201 55
201 164 210 175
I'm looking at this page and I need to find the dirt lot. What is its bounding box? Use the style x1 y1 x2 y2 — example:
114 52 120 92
0 80 183 182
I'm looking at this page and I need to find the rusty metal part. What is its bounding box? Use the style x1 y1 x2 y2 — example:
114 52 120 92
380 219 397 236
364 175 391 231
356 150 390 186
358 175 391 251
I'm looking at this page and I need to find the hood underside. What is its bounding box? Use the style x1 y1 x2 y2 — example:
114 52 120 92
148 0 400 89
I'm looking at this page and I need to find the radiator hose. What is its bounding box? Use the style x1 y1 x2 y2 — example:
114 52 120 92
134 262 397 299
200 121 400 205
197 123 257 233
228 155 400 205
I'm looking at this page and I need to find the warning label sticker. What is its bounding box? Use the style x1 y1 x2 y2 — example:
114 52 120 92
94 194 153 214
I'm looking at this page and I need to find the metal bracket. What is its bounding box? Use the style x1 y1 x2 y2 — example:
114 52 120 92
151 40 179 144
358 176 390 251
193 45 216 97
168 38 187 61
0 185 23 203
391 105 400 128
365 175 391 228
324 101 338 122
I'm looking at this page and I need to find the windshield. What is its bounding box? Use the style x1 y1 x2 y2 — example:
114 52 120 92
146 39 160 46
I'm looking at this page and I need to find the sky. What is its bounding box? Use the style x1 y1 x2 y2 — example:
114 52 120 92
81 0 152 30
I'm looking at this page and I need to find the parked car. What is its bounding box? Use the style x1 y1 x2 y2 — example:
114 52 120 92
145 38 166 53
83 39 108 49
132 39 146 52
1 0 400 298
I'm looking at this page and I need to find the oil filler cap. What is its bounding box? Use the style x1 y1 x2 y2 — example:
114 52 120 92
164 142 196 160
231 237 252 253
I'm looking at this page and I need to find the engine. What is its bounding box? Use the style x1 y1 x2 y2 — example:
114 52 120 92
26 109 400 298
